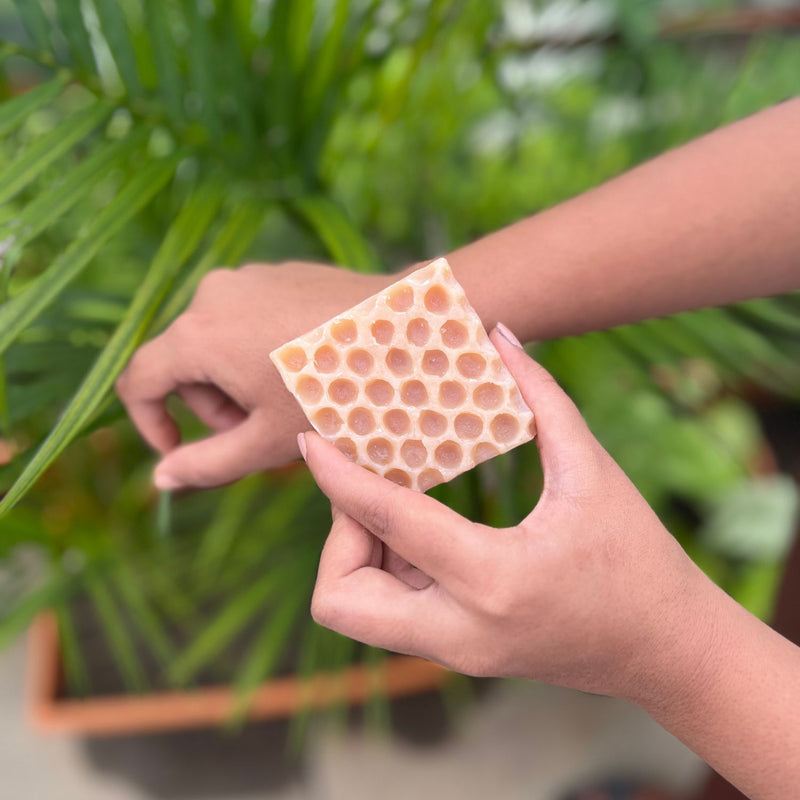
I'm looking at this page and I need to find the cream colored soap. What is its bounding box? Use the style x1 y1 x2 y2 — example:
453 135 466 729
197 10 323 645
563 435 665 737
270 257 535 492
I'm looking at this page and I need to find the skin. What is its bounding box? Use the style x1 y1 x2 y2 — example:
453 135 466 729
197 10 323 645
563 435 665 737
116 99 800 796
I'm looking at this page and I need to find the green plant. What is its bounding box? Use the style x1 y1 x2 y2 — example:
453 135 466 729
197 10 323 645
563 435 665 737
0 0 799 724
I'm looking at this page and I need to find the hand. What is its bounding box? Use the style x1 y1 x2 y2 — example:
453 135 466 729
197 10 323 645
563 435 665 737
301 326 717 703
116 262 390 490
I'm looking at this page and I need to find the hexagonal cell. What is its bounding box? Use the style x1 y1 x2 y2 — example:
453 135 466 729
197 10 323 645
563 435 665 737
297 375 323 404
456 352 486 379
348 407 376 436
406 318 431 347
383 408 411 436
473 441 499 464
454 412 483 440
400 439 427 469
335 437 358 461
400 380 428 407
418 468 444 492
367 437 394 466
439 380 466 409
331 318 358 345
419 410 447 437
347 348 374 376
474 382 503 410
328 378 358 405
424 285 451 315
278 346 307 372
365 379 395 406
434 441 463 470
386 347 413 376
371 319 394 345
440 320 468 348
386 285 414 312
314 345 340 373
421 349 449 377
385 469 412 488
491 413 520 443
312 407 343 436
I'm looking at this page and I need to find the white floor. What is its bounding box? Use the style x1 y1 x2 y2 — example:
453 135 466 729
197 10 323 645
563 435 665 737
1 638 709 800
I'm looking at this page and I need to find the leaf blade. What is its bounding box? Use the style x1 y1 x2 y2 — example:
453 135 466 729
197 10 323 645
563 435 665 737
92 0 143 95
291 195 383 273
0 156 177 356
55 0 96 74
0 168 230 516
0 76 67 139
0 100 111 207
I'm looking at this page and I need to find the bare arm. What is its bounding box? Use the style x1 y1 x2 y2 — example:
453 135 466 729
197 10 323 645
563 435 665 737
118 99 800 486
446 98 800 340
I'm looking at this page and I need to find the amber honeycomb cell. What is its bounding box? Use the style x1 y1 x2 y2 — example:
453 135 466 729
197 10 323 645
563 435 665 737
270 257 536 492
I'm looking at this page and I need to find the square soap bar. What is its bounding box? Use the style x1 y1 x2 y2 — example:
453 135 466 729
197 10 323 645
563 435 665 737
270 257 535 492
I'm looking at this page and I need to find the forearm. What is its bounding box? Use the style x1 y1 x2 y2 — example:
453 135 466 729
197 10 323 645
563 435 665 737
443 98 800 342
635 575 800 799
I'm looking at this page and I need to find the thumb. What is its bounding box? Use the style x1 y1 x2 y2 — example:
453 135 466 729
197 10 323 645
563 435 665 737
490 325 598 480
153 412 274 490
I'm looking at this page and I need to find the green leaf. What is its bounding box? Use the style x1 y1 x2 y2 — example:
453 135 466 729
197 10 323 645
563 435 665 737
12 0 51 51
0 129 147 253
0 76 66 139
230 587 309 722
143 0 183 125
186 0 221 139
153 198 265 330
93 0 143 95
0 100 111 207
169 563 305 686
303 0 350 125
291 195 383 273
113 562 176 665
85 571 148 692
286 0 315 75
0 156 176 356
55 0 96 74
192 474 262 581
0 172 225 516
0 569 76 650
56 605 91 696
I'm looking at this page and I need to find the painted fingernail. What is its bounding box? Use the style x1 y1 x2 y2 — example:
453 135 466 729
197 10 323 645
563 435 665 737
154 469 183 491
297 432 308 461
495 322 523 349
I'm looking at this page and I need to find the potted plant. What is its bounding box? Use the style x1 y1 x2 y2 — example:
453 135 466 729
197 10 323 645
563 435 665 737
1 0 799 740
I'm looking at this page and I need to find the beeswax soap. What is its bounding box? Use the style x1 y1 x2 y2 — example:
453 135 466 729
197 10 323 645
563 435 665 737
270 258 535 492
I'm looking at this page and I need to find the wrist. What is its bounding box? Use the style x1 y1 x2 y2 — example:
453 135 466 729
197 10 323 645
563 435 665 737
623 559 730 722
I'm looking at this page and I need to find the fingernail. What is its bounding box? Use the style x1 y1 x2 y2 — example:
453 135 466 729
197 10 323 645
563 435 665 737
495 322 523 349
297 432 308 461
154 469 183 491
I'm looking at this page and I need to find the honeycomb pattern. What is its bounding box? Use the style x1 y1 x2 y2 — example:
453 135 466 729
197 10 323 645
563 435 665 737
270 257 536 492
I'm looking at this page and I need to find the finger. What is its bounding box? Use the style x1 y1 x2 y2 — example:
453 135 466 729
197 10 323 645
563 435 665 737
153 412 271 490
330 505 432 588
312 512 439 655
302 431 477 583
116 328 205 453
178 384 247 432
490 326 597 479
382 546 434 590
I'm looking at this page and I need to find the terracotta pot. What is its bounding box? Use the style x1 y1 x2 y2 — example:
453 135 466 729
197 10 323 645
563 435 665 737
26 613 450 737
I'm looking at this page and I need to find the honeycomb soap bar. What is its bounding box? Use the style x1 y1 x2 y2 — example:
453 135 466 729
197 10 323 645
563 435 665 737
270 257 535 492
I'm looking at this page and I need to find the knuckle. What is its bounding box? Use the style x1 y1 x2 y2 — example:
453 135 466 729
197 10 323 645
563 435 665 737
310 586 341 630
359 486 400 538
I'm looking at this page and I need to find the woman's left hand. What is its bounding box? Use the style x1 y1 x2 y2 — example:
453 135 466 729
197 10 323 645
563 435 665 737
299 327 717 705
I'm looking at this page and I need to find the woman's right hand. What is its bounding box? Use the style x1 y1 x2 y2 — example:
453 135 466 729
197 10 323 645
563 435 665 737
116 261 391 490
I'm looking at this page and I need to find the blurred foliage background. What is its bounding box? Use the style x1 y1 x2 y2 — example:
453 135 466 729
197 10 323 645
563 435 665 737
0 0 798 725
